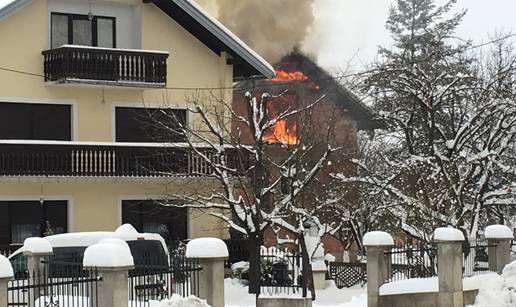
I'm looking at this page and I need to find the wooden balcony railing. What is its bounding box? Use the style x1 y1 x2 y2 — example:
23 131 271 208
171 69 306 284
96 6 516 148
0 141 239 178
42 45 169 88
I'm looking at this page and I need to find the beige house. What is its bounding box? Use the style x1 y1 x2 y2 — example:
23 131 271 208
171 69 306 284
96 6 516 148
0 0 274 249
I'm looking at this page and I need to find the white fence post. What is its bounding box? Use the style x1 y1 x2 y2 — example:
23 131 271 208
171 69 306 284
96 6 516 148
364 231 394 307
485 224 513 274
186 237 228 307
83 238 134 307
0 255 14 307
434 228 464 307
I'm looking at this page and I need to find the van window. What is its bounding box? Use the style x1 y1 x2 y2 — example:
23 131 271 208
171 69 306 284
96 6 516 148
127 240 168 266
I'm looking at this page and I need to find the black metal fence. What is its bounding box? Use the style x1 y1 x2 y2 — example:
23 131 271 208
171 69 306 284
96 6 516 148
259 247 308 297
387 243 437 281
463 239 494 277
8 261 101 307
224 239 249 268
128 250 202 307
0 245 19 258
328 262 366 288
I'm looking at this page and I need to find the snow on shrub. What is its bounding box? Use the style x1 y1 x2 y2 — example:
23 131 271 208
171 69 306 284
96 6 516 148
231 261 249 280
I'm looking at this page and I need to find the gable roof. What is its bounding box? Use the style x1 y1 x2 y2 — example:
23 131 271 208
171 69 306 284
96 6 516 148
0 0 275 79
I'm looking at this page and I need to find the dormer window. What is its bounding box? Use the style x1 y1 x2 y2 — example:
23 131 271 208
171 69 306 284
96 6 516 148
51 12 116 49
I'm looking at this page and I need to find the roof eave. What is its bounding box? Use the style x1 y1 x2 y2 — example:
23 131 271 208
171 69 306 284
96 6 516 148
0 0 32 21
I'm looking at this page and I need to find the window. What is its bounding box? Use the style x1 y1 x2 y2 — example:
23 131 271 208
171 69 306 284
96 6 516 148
0 102 71 141
122 200 187 243
0 201 68 245
115 107 187 143
51 13 116 49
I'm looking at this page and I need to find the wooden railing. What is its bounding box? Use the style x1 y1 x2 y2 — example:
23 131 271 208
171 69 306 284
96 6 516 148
42 45 169 88
0 141 238 178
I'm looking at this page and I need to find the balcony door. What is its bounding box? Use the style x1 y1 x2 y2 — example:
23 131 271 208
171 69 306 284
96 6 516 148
51 12 116 49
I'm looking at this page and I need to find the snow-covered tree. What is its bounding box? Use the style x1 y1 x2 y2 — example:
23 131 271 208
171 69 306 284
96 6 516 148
335 0 516 242
145 89 341 293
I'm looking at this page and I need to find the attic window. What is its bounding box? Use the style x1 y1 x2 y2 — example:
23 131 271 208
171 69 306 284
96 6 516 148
51 13 116 48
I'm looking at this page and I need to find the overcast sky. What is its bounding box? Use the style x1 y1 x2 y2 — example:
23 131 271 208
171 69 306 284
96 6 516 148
1 0 515 71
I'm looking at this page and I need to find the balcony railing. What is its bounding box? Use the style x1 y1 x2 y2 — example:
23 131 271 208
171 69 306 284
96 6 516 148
0 141 238 178
42 45 169 88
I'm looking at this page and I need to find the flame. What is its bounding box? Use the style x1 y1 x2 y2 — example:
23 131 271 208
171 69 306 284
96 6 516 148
263 95 298 145
273 70 309 81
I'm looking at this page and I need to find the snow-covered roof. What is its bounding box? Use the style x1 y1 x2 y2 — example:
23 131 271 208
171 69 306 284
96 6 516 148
0 0 275 79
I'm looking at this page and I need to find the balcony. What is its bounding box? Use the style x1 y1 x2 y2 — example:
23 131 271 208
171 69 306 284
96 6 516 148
0 141 238 178
42 46 169 88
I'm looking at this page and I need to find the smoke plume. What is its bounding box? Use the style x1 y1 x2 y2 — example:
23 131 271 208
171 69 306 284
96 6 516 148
195 0 315 63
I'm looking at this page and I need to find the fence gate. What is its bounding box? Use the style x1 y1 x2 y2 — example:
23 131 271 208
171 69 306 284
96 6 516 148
328 262 366 288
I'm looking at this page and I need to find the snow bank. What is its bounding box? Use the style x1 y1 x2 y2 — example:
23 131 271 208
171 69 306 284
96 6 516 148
0 254 13 278
186 237 228 258
23 237 52 254
363 231 394 246
83 239 134 268
466 262 516 307
485 225 513 239
151 294 209 307
433 227 464 241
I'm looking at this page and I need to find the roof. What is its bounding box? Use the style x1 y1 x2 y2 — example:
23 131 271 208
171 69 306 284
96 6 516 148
0 0 275 79
276 52 383 130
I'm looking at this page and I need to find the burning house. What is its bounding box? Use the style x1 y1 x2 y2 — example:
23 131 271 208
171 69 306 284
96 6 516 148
231 51 382 258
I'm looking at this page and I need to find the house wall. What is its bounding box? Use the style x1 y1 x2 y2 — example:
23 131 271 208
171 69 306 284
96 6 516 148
0 0 233 239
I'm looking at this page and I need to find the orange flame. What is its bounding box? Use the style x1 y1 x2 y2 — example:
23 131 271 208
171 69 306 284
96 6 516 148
272 70 309 82
263 95 298 145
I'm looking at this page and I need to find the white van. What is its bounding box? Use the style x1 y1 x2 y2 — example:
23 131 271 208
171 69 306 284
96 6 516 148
8 224 169 278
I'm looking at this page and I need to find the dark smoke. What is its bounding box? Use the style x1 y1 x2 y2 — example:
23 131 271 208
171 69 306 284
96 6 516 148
196 0 315 63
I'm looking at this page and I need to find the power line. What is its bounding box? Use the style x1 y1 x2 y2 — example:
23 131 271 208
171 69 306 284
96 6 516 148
1 33 515 91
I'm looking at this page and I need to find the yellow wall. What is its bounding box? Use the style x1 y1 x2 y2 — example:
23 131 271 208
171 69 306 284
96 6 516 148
0 0 234 239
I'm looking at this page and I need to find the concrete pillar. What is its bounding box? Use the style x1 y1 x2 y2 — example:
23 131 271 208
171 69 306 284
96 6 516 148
363 231 394 307
96 267 132 307
197 257 226 307
186 238 229 307
485 224 514 274
22 237 53 276
82 238 134 307
434 228 464 307
0 255 14 307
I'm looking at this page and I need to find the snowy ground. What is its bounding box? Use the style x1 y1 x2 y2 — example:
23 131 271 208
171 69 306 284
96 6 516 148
224 279 366 307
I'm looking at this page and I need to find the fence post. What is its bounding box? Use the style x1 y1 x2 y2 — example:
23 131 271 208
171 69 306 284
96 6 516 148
434 228 464 307
485 224 514 273
83 238 134 307
0 255 14 307
186 238 228 307
23 237 53 275
364 231 394 307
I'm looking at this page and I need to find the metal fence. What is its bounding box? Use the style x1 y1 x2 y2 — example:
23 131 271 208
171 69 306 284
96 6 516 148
463 239 494 277
387 243 437 281
128 250 202 307
0 245 20 258
259 247 308 297
7 261 101 307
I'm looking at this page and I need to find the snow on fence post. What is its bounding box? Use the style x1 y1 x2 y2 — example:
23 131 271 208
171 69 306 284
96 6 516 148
364 231 394 307
83 238 134 307
186 237 228 307
434 228 464 307
485 225 513 274
23 237 53 275
0 255 14 307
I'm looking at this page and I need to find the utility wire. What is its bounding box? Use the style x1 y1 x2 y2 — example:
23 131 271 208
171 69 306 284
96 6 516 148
1 33 515 91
